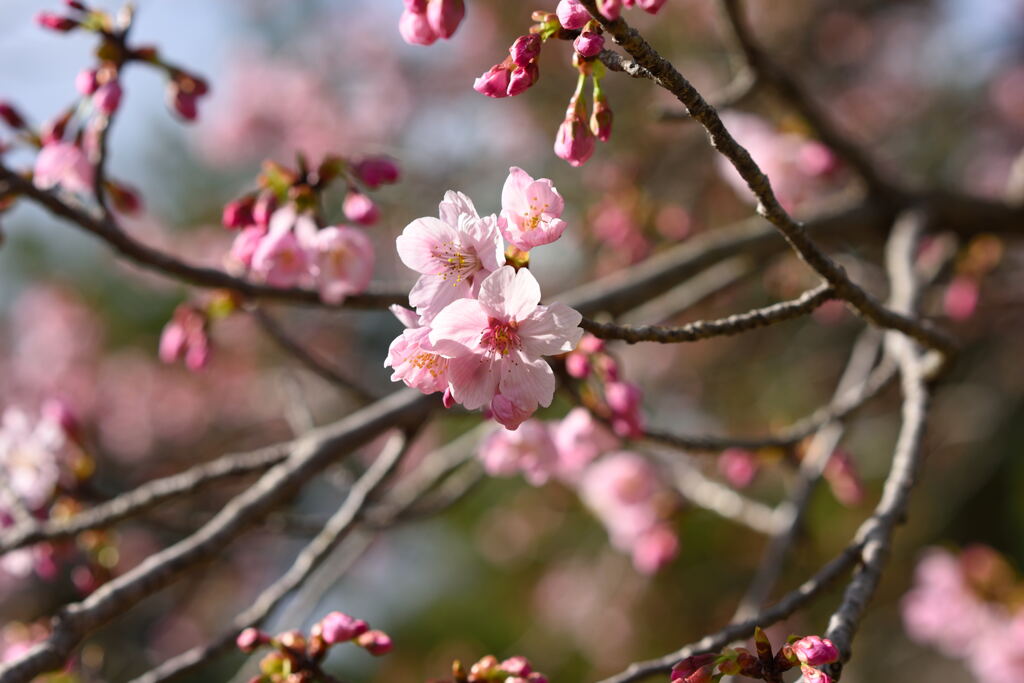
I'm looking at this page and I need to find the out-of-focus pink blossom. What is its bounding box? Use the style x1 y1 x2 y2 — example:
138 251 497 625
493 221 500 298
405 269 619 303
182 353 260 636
551 407 618 481
343 192 380 226
479 419 559 482
718 448 759 489
35 11 77 31
565 352 590 378
0 407 63 510
353 156 400 189
426 0 465 39
312 226 374 304
944 275 980 321
222 198 255 230
355 629 392 656
557 0 591 29
253 192 277 229
597 0 622 20
33 142 93 193
823 448 864 506
93 80 122 115
605 380 645 438
636 0 669 13
631 524 679 574
399 8 438 45
236 628 268 652
75 69 98 96
499 167 568 251
158 305 210 371
316 611 369 644
250 207 317 288
226 227 265 273
428 266 583 416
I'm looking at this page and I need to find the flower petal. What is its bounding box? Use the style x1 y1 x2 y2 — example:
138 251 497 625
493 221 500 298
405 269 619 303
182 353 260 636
428 298 488 355
396 217 457 275
519 302 583 357
448 355 499 410
499 352 555 408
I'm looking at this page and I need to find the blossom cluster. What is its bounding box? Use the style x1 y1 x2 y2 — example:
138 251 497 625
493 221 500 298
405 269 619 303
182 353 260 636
441 654 548 683
479 405 678 574
398 0 466 46
902 545 1024 683
671 629 839 683
387 168 583 430
237 611 392 683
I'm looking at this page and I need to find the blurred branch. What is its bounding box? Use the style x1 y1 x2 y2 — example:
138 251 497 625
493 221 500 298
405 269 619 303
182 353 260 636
581 282 835 343
0 165 405 310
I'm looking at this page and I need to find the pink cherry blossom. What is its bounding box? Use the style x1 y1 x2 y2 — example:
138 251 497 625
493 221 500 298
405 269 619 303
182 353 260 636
0 407 63 510
343 191 380 226
385 305 450 396
478 419 558 484
631 524 679 575
395 191 503 321
33 142 94 193
93 80 122 115
555 98 596 167
489 392 534 431
474 64 512 98
427 266 583 416
800 664 832 683
499 167 568 251
551 407 618 482
399 8 438 45
636 0 669 13
316 611 369 644
225 227 265 273
718 448 759 489
605 380 645 438
311 226 374 304
944 275 980 321
75 69 98 96
353 156 400 189
791 636 840 666
426 0 465 39
250 207 317 288
556 0 591 30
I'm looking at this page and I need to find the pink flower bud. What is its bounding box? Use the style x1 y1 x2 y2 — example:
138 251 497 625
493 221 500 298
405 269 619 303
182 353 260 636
168 87 199 121
507 63 539 97
605 380 644 437
637 0 668 12
226 227 264 272
317 611 369 644
404 0 428 11
343 191 380 226
92 80 122 115
159 305 210 371
590 93 613 141
554 98 596 167
943 275 979 321
222 198 255 230
236 627 268 652
353 156 400 189
399 8 438 45
791 636 839 667
574 30 605 58
252 192 277 228
36 11 78 31
670 655 717 683
426 0 465 39
355 629 393 656
75 69 98 96
597 0 622 20
474 64 512 98
510 34 542 67
798 141 840 178
0 102 26 129
557 0 591 29
501 657 532 676
490 393 534 431
800 663 833 683
566 352 591 379
718 448 758 489
442 388 456 409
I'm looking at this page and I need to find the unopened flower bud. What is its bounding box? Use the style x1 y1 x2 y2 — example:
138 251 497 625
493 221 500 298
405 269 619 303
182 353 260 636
236 627 269 652
442 388 456 409
556 0 590 30
637 0 668 13
426 0 465 39
353 156 400 189
0 102 25 130
343 191 380 226
791 636 839 667
399 8 438 45
590 92 613 141
355 629 392 656
93 80 122 115
510 34 542 67
474 64 512 98
670 654 717 683
566 352 591 379
574 30 605 58
252 192 277 228
507 63 539 97
501 657 532 676
75 69 98 96
36 11 78 31
800 663 833 683
167 87 199 121
223 197 255 229
554 96 596 167
597 0 622 20
316 611 369 644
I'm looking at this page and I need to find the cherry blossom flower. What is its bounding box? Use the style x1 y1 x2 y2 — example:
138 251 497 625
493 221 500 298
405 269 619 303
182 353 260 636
427 266 583 418
395 191 503 321
385 305 450 396
478 420 559 484
33 142 93 193
311 226 374 304
399 7 438 45
0 407 63 510
551 407 618 482
499 167 568 251
792 636 840 666
250 207 317 288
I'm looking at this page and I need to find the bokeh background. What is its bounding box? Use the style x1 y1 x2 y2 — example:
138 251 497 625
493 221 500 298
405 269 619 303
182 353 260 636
1 0 1023 681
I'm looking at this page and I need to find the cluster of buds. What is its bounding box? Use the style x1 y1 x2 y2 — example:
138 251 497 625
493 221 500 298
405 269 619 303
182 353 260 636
474 34 543 98
671 630 839 683
219 153 394 303
564 334 645 437
399 0 466 46
237 611 392 683
436 655 548 683
158 303 213 371
554 54 612 166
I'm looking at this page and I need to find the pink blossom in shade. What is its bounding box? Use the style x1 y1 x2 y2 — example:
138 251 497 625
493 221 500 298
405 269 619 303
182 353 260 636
222 198 254 230
33 143 94 194
399 8 438 46
718 448 759 489
75 69 98 96
507 63 540 97
565 351 590 379
597 0 623 20
574 31 605 59
168 87 199 121
235 627 268 652
225 227 265 274
312 226 375 304
385 306 450 396
92 80 122 115
798 141 840 178
159 305 210 371
556 0 591 30
0 407 63 510
967 612 1024 683
353 156 400 189
799 664 832 683
510 34 542 67
474 64 512 98
823 448 864 507
478 420 559 485
555 98 596 167
316 611 369 644
501 657 532 677
35 11 78 31
489 392 534 431
605 380 645 438
499 167 568 252
579 452 667 553
551 407 618 482
426 0 465 39
343 192 380 226
252 192 277 229
631 524 679 575
944 275 980 321
636 0 669 13
395 191 503 321
791 636 839 666
427 266 583 414
250 207 317 288
355 629 393 656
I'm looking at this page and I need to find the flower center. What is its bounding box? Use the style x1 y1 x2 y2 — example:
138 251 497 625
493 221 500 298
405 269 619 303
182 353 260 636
480 318 521 356
435 240 479 284
408 352 446 377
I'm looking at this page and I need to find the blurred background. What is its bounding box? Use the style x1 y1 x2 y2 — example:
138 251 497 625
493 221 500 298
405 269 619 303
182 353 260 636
1 0 1023 681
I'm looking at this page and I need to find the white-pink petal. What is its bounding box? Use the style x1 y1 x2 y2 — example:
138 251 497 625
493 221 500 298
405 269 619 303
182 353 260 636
518 302 583 357
396 217 457 275
428 298 489 355
448 355 499 410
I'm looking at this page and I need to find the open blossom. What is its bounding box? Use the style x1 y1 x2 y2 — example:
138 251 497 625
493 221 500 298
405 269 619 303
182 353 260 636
312 226 374 304
551 407 618 482
33 142 93 193
385 305 450 395
428 266 583 418
395 191 503 320
478 420 558 484
499 167 568 251
0 407 63 510
250 207 317 288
